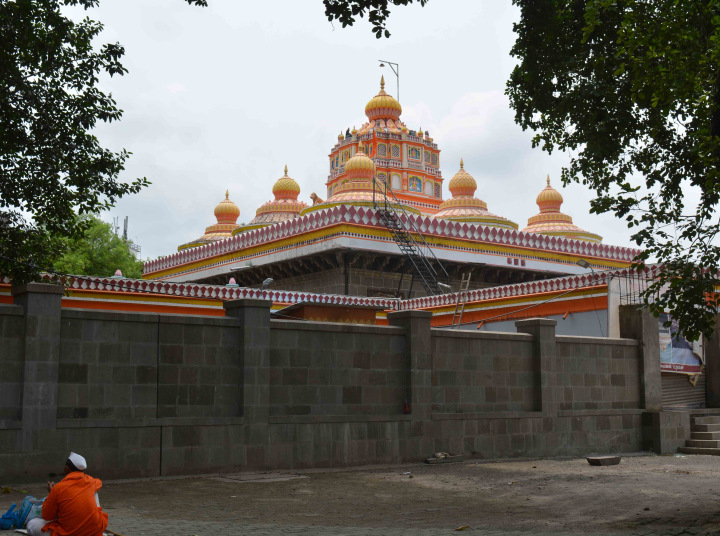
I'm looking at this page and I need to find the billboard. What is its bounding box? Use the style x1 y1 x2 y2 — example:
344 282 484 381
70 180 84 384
658 313 704 375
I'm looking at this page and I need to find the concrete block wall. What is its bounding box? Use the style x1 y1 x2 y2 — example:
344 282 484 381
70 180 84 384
0 305 24 420
58 310 158 420
1 288 691 481
269 321 407 417
431 330 538 413
555 337 641 411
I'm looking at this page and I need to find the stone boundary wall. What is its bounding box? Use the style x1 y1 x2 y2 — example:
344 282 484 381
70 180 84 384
0 284 710 482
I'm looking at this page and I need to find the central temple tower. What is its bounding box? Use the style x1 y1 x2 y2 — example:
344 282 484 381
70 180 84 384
326 77 443 215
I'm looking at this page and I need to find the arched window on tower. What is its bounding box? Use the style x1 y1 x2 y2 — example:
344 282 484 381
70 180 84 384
424 181 434 196
391 174 401 190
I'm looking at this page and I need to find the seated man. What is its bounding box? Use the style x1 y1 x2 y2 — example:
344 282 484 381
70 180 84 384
27 452 108 536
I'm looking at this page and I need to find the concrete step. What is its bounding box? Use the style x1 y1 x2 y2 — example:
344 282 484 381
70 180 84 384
692 416 720 425
686 439 720 448
692 423 720 432
691 431 720 440
678 446 720 456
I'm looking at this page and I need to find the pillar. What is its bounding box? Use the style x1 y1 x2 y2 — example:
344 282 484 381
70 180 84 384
704 314 720 408
12 283 64 451
515 318 557 413
223 299 272 424
619 305 662 411
386 310 433 422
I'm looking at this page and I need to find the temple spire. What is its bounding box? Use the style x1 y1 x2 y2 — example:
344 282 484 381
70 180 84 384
546 174 550 186
460 158 464 169
380 75 385 90
284 164 288 176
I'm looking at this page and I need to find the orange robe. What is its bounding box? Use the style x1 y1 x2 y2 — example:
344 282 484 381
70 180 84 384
41 472 108 536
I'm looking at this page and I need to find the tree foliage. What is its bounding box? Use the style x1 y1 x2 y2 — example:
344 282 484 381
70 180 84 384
0 0 205 285
52 214 143 279
507 0 720 341
323 0 428 38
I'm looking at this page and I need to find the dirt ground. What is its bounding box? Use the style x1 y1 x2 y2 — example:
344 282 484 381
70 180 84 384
4 453 720 534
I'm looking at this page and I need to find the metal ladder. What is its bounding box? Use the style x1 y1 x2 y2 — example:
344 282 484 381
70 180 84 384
373 175 449 296
451 272 472 329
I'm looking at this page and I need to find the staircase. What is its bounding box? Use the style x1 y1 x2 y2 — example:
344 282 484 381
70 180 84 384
373 178 449 296
678 416 720 455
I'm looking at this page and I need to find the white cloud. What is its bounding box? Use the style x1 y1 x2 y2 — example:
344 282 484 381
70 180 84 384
165 82 187 94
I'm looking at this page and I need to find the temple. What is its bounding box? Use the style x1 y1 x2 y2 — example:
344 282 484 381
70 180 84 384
145 78 637 297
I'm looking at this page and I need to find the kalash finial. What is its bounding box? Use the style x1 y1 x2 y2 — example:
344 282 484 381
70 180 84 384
284 165 288 176
380 75 385 91
460 158 464 169
546 174 551 186
225 189 229 199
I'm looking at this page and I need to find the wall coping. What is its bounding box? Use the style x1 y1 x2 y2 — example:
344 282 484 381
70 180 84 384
270 319 404 335
0 304 24 316
0 419 21 429
556 335 638 346
61 308 240 327
432 329 533 341
11 282 64 296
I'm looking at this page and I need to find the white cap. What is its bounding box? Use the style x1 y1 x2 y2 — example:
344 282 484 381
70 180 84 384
68 452 87 471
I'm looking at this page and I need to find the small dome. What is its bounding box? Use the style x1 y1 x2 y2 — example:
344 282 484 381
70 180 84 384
522 175 602 243
214 190 240 224
536 175 564 212
448 159 478 197
344 144 375 180
272 165 301 201
434 160 517 230
365 76 402 122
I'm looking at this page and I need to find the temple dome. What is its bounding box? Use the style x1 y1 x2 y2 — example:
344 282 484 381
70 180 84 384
179 190 241 250
535 175 564 212
522 176 602 243
365 76 402 122
433 159 517 230
214 190 240 224
344 144 375 180
236 166 308 233
272 165 301 200
303 144 419 216
448 159 479 198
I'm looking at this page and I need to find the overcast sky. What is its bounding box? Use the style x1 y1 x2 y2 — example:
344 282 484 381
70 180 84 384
64 0 636 260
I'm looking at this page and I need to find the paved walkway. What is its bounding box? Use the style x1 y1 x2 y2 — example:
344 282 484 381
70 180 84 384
2 517 714 536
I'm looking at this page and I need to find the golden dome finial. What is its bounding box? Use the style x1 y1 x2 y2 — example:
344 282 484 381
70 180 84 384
460 158 464 169
225 189 229 199
546 174 550 186
284 165 288 176
380 75 385 90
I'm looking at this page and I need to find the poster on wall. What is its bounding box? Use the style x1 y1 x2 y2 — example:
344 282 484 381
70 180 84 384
658 313 704 374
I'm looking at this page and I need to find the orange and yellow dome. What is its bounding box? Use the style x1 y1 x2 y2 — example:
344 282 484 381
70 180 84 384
448 159 478 198
434 160 517 230
522 176 602 243
272 165 302 200
343 145 376 180
237 166 308 232
179 190 241 250
214 190 241 224
365 76 402 122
